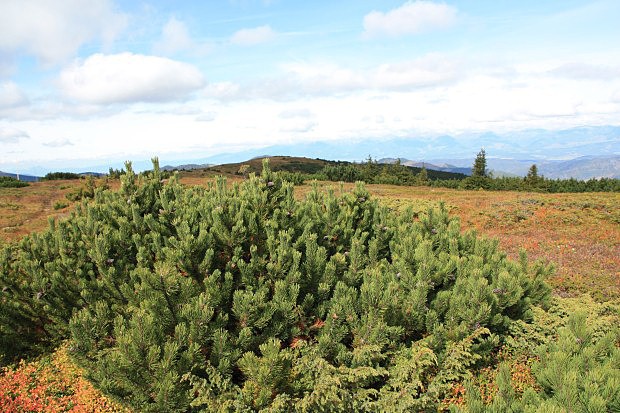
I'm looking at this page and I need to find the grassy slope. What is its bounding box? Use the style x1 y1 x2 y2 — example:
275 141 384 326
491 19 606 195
0 180 79 243
0 178 118 244
1 165 618 410
178 156 330 177
181 155 467 180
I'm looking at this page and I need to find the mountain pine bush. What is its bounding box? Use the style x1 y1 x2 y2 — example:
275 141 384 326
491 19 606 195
0 176 29 188
455 311 620 413
0 159 552 411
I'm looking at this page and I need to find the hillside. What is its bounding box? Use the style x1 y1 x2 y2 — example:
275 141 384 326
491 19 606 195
378 158 472 175
178 156 467 181
426 155 620 179
0 171 40 182
205 156 330 175
541 155 620 179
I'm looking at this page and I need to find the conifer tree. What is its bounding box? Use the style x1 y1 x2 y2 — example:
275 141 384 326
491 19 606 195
463 149 491 189
526 164 538 181
417 166 429 185
472 149 487 178
524 164 542 190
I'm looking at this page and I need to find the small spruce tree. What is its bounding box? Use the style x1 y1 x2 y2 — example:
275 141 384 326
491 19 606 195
524 164 540 189
416 166 429 186
463 149 491 189
472 149 487 178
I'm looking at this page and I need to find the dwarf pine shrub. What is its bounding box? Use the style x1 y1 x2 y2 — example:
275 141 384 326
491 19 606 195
0 159 552 411
455 311 620 413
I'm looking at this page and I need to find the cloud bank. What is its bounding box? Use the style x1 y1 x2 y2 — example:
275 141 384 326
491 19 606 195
58 53 205 104
0 82 28 109
0 0 127 64
231 25 276 45
363 1 457 38
0 126 29 143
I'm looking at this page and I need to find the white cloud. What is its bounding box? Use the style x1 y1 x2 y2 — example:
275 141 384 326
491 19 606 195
153 17 211 56
231 25 276 46
0 82 28 109
363 1 457 38
58 53 205 104
215 55 461 100
154 17 193 55
203 81 242 100
371 54 460 89
0 0 127 64
278 108 314 119
43 139 74 147
279 121 317 133
280 63 363 94
0 126 29 143
196 112 217 122
550 62 620 80
0 52 16 77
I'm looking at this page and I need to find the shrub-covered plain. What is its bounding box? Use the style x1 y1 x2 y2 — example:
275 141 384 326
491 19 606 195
0 160 554 411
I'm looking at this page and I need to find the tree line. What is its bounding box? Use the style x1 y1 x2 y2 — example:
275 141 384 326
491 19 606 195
307 150 620 193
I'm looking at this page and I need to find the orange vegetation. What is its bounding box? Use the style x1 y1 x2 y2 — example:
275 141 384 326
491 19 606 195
0 344 126 412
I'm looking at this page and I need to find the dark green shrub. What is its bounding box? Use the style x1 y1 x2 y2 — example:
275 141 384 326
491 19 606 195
0 177 29 188
277 171 307 185
53 200 69 210
455 311 620 413
65 175 107 202
42 172 81 180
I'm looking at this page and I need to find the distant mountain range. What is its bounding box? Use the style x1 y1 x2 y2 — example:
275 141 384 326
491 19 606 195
377 155 620 179
3 154 619 181
189 126 620 179
2 126 619 179
161 163 213 172
193 125 620 166
523 156 620 180
378 158 472 175
0 171 106 181
0 171 40 182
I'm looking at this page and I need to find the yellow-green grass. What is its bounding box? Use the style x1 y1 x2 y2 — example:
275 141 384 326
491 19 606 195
0 180 80 243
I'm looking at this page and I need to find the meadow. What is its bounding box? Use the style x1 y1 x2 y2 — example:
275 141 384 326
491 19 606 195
0 173 618 411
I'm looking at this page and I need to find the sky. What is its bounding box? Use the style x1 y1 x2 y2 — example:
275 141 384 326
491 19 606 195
1 0 620 173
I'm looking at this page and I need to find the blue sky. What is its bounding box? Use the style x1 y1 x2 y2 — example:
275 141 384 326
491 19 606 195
1 0 619 172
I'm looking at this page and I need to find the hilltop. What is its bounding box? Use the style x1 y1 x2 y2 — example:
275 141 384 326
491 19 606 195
176 155 467 181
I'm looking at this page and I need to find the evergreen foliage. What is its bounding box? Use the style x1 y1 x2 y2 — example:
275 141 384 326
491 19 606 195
1 159 552 411
310 152 620 193
108 167 126 179
455 312 620 413
472 149 487 178
416 166 429 185
42 172 81 180
524 164 539 187
0 177 29 188
462 149 491 190
65 175 107 202
317 158 464 185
